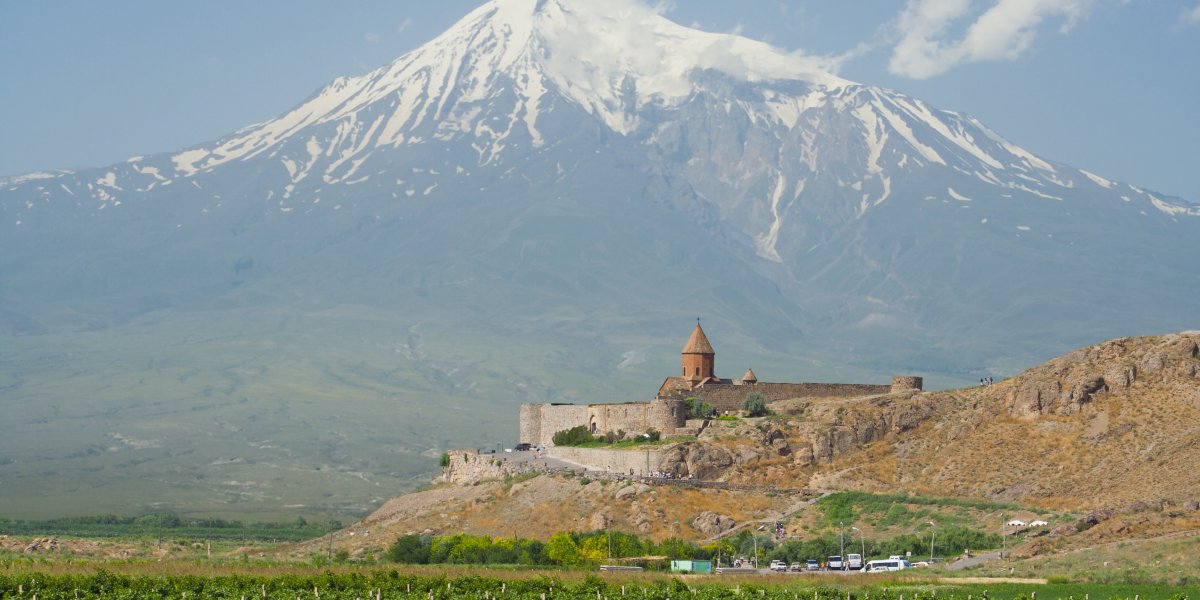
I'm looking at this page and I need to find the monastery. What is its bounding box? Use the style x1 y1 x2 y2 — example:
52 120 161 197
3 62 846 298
518 322 922 447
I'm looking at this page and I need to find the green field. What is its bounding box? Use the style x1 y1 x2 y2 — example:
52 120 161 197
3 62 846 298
0 568 1194 600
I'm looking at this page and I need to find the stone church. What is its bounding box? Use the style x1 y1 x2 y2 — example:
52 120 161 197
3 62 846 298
518 322 922 447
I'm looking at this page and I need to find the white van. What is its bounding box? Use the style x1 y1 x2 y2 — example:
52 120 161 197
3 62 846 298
846 553 863 570
864 558 912 572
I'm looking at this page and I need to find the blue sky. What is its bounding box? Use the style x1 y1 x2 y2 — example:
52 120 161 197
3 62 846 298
2 0 1198 200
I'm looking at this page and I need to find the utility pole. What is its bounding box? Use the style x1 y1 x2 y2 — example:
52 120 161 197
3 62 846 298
928 521 936 562
839 521 845 569
606 520 612 566
851 526 865 564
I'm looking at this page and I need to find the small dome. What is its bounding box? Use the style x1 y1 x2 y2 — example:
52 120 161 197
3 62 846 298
741 368 758 383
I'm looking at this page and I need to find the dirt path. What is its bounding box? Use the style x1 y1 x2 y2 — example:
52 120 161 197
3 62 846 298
702 491 832 544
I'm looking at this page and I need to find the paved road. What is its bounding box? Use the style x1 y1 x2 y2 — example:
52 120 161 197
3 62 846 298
947 551 1001 570
490 449 581 471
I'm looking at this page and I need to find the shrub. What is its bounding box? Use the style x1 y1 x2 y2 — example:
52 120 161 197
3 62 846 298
439 452 450 468
741 392 767 417
552 425 595 446
683 397 715 419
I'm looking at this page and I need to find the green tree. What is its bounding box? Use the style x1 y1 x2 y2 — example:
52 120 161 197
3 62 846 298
545 532 582 565
439 452 451 468
654 537 697 559
385 534 431 563
683 397 716 418
579 536 609 562
741 392 767 417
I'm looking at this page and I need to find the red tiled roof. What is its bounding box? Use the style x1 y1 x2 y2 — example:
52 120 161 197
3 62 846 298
682 323 715 354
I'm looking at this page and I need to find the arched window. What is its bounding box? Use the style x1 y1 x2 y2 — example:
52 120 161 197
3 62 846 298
694 367 700 376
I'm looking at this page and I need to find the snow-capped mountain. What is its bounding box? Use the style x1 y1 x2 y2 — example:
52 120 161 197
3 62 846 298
1 0 1197 517
4 0 1198 363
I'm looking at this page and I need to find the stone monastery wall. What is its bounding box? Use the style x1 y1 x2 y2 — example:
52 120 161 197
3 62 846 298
589 399 687 438
520 399 688 447
681 382 892 413
547 446 664 476
520 404 588 448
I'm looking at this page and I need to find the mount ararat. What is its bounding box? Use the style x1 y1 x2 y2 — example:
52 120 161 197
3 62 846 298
1 0 1196 520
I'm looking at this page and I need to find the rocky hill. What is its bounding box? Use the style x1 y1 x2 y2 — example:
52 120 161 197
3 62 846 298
303 332 1200 560
663 331 1200 509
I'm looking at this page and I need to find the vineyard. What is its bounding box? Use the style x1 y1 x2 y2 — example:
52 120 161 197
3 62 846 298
0 569 1193 600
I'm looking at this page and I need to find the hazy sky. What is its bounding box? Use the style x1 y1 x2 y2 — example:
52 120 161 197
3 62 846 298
2 0 1198 200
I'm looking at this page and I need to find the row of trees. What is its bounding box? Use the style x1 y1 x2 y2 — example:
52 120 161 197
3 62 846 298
0 514 336 542
385 530 706 567
384 525 999 567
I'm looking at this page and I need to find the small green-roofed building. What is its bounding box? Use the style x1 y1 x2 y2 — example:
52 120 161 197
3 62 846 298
670 559 712 573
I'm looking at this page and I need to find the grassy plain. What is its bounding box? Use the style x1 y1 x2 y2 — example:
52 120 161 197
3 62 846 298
0 306 548 522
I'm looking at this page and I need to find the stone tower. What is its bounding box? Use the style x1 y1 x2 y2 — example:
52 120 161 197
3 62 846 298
681 321 716 384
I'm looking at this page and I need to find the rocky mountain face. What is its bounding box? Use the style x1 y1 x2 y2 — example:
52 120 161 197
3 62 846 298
0 0 1197 519
657 332 1200 510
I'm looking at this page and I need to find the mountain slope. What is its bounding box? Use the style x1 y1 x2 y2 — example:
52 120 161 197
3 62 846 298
0 0 1197 521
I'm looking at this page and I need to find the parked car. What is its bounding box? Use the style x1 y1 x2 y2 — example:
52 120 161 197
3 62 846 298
513 443 532 451
806 559 820 571
846 553 863 570
826 555 843 570
789 562 802 572
770 559 787 572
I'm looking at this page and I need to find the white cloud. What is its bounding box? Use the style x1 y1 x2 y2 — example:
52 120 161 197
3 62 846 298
364 32 380 44
397 18 414 34
889 0 1097 79
1184 4 1200 26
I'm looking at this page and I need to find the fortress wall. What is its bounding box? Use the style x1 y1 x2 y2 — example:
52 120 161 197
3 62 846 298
548 446 664 476
589 403 651 437
891 376 924 393
649 397 688 432
519 404 542 446
441 449 517 484
521 404 590 446
687 382 892 412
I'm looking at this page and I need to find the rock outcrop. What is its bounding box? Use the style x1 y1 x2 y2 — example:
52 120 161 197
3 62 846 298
655 332 1200 508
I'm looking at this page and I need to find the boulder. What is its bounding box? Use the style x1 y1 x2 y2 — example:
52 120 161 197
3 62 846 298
1058 372 1106 415
792 444 816 467
590 511 611 530
1103 365 1136 389
692 511 736 537
614 484 649 500
1141 353 1167 374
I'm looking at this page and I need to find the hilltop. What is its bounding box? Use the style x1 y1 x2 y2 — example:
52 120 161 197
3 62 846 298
292 332 1200 566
